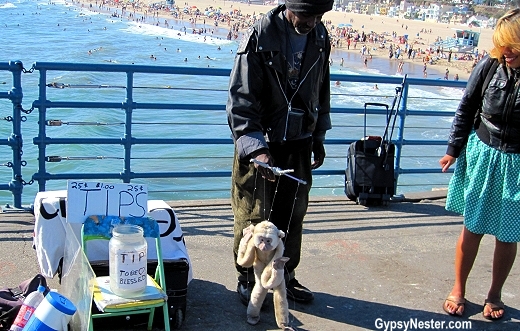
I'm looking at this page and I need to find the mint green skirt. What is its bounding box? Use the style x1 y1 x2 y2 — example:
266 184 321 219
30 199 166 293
446 132 520 243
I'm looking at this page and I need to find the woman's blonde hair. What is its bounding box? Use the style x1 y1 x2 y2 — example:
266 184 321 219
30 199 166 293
490 8 520 62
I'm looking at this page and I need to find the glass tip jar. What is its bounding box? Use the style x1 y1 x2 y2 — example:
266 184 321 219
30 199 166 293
109 224 148 298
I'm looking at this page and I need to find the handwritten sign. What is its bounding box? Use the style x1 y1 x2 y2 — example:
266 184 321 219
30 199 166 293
66 181 148 223
111 248 147 291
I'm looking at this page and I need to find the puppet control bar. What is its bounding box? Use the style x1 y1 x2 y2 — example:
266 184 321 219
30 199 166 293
250 159 307 185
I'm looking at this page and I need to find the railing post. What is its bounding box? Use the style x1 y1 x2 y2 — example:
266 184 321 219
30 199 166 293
394 80 408 193
34 67 48 192
6 61 24 209
121 72 134 183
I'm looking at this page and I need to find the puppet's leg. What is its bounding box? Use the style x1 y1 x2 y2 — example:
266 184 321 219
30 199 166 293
273 282 290 329
246 283 268 325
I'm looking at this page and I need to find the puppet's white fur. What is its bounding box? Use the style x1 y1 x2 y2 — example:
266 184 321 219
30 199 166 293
236 221 290 329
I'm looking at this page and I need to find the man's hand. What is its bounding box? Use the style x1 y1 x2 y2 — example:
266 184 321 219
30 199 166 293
311 141 326 169
253 152 276 181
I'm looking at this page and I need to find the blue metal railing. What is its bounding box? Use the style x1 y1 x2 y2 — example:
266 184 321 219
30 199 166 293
0 61 26 209
0 61 466 209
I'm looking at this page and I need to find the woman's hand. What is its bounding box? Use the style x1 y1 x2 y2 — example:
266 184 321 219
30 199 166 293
439 154 456 173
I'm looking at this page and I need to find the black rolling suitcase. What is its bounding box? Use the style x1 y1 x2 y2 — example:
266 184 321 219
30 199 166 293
162 259 189 329
345 132 395 206
345 77 406 206
90 258 189 329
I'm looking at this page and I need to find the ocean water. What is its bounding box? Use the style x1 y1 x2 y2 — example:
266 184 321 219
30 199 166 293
0 0 462 205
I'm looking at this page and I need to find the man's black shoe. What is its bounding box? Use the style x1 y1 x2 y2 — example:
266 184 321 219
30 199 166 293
286 278 314 303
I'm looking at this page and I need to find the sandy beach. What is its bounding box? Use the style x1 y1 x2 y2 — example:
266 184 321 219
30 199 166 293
76 0 495 80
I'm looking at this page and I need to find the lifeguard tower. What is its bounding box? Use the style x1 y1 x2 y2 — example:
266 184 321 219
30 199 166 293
432 29 480 53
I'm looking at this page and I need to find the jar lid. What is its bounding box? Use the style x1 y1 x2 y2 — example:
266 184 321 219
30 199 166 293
112 224 144 237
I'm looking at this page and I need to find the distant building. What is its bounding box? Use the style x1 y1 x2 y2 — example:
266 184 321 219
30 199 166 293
345 1 361 13
467 15 497 29
424 4 441 22
450 14 468 25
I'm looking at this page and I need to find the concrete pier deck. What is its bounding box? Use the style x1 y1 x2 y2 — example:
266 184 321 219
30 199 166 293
1 193 519 330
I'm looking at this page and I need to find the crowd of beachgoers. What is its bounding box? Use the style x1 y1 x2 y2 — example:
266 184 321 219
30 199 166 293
73 0 493 79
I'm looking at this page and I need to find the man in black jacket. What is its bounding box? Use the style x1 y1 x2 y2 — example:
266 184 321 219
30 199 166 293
227 0 333 305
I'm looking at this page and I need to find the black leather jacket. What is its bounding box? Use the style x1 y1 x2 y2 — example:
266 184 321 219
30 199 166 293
226 5 332 160
447 57 520 157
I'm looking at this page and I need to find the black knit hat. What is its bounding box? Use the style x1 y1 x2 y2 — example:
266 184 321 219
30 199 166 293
285 0 334 15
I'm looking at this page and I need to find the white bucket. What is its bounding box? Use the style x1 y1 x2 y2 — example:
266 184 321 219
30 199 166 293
23 292 76 331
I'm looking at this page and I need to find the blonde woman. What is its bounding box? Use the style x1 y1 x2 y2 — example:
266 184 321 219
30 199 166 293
440 8 520 320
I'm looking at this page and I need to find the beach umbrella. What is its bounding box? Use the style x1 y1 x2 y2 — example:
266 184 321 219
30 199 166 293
338 23 352 28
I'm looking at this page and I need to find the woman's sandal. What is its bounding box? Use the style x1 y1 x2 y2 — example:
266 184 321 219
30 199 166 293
443 295 466 316
483 299 505 320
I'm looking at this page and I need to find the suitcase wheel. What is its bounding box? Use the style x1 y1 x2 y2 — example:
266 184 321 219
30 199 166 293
171 308 184 329
356 197 367 206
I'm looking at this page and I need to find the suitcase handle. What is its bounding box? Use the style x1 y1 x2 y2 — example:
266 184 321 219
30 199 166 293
364 103 389 109
363 103 390 139
363 76 407 147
